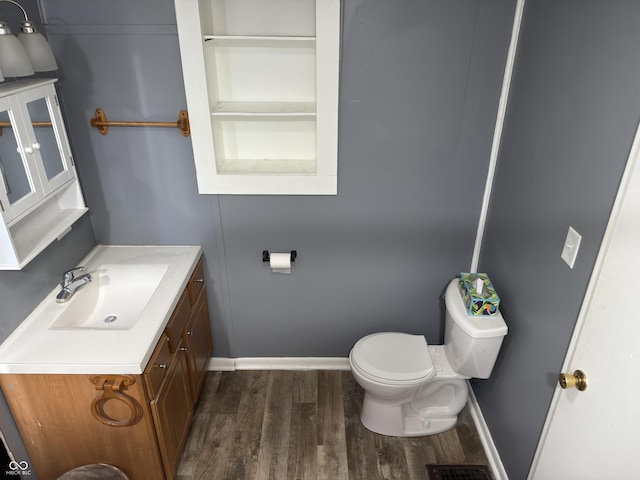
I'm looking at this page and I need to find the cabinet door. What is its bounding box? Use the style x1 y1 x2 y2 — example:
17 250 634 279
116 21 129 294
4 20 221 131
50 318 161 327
0 96 42 222
184 291 212 401
150 347 193 479
19 84 74 195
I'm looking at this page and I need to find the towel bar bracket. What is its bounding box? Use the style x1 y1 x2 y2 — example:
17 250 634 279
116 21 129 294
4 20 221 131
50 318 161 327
90 108 190 137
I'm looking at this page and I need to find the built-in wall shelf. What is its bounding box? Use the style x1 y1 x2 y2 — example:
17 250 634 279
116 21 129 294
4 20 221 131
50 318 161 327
174 0 340 195
204 35 316 43
211 101 316 118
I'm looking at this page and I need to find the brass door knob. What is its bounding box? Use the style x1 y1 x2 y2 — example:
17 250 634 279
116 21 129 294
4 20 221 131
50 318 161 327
558 369 588 391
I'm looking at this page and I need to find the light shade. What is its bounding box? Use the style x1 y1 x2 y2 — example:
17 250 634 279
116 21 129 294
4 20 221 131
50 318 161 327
0 22 33 77
18 28 57 71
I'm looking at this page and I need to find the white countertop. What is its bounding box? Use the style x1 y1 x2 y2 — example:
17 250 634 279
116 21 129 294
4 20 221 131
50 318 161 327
0 245 202 374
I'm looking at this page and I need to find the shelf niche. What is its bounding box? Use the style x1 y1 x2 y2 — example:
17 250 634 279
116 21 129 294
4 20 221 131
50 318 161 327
175 0 340 195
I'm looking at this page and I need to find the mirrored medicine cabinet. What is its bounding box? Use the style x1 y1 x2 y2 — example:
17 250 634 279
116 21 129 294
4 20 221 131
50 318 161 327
0 78 87 270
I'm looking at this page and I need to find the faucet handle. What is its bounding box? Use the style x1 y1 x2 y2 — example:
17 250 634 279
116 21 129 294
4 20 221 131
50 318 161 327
62 266 85 283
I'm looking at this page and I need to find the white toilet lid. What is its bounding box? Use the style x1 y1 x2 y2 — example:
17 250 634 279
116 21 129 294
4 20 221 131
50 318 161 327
351 333 435 382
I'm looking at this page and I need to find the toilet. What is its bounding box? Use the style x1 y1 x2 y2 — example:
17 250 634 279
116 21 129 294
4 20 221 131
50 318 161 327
349 277 507 437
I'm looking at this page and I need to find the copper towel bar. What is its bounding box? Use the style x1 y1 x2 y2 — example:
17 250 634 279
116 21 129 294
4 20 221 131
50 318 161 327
0 121 52 136
90 108 190 137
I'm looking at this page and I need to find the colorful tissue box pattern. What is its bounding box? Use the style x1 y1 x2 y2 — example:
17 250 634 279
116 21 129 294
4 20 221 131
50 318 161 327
459 272 500 316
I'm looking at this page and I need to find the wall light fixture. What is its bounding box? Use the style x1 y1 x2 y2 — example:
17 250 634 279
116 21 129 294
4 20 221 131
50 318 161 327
0 0 57 79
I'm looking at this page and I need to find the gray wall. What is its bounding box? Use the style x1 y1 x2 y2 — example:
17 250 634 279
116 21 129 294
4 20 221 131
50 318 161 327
43 0 515 358
475 1 640 478
0 1 98 472
0 215 95 472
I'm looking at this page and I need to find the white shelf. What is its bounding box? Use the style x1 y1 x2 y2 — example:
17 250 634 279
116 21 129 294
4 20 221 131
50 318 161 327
218 159 316 175
204 35 315 43
9 205 88 269
211 101 316 118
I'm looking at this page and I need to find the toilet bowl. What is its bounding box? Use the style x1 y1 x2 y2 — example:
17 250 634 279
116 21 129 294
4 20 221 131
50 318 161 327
349 278 507 437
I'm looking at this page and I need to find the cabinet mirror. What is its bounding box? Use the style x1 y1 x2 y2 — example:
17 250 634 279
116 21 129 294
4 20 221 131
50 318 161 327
25 96 65 182
0 97 39 219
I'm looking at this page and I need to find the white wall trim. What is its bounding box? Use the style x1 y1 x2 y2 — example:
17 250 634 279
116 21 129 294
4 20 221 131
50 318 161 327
467 384 509 480
470 0 526 272
208 356 351 371
207 357 236 371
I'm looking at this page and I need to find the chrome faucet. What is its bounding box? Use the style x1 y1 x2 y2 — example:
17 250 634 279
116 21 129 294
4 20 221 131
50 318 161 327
56 266 92 303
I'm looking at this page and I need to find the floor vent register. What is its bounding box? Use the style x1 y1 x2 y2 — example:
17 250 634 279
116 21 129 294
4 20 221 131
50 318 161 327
426 464 492 480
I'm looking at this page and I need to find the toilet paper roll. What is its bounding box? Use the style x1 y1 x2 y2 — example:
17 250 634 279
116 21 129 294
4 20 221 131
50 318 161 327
269 253 292 274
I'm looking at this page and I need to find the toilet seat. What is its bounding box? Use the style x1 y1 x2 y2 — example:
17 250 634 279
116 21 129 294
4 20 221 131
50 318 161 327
351 333 435 384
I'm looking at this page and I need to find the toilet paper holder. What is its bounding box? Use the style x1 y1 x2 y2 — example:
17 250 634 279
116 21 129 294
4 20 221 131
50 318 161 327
262 250 297 263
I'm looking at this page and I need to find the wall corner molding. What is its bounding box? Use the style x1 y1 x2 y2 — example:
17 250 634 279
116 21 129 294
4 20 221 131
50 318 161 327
470 0 526 272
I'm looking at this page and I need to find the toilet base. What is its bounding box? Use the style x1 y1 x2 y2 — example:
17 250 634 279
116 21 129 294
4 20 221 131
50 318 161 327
401 413 458 436
359 380 469 437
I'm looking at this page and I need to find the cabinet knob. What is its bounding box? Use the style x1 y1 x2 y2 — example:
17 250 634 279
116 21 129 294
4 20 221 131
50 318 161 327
194 278 204 283
24 146 33 154
180 347 188 352
157 363 168 369
32 142 40 151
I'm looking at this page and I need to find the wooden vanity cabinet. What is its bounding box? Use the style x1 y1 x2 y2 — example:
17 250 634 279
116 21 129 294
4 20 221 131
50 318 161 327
143 260 212 476
0 260 213 480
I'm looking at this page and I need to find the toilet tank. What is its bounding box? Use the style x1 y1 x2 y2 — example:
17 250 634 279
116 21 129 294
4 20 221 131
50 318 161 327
443 278 508 379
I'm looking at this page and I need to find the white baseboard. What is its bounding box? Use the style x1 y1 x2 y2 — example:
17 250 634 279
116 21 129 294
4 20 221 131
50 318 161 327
467 383 508 480
207 357 236 371
207 356 351 371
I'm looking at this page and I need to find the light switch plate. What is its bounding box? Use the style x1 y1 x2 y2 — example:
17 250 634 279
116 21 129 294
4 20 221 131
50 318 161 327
561 226 582 268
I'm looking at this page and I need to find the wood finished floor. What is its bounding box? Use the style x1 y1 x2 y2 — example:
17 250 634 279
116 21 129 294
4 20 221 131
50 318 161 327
176 371 490 480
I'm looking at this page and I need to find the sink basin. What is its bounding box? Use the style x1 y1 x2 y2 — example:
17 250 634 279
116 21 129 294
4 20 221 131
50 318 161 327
49 264 169 330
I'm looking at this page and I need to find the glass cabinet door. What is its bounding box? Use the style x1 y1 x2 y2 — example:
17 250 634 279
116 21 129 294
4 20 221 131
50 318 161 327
0 96 41 222
20 84 73 195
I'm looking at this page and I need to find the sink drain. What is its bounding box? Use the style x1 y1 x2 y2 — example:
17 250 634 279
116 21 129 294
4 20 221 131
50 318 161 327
104 315 118 323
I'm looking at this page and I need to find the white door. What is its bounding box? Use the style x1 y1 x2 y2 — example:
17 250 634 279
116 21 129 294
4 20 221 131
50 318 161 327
528 121 640 478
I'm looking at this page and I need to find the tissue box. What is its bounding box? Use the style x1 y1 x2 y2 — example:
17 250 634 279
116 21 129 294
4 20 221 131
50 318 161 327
459 272 500 316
